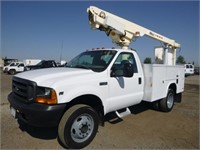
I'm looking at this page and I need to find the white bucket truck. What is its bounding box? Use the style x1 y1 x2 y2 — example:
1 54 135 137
8 6 185 149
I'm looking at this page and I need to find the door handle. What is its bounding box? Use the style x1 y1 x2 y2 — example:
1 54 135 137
138 77 142 84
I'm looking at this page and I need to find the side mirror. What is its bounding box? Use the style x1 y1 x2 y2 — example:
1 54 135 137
123 63 134 77
111 63 134 78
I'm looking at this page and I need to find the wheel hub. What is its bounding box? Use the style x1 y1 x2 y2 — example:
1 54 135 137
71 114 94 143
80 123 89 133
167 93 174 108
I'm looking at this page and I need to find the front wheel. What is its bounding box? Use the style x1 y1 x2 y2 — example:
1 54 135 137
9 69 16 75
160 89 175 112
58 104 99 149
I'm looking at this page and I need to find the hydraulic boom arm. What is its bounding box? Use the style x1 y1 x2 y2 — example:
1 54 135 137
87 6 180 50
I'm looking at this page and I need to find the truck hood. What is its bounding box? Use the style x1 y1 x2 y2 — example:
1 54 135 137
15 67 96 87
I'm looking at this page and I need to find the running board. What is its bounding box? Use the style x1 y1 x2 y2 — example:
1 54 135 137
115 108 131 118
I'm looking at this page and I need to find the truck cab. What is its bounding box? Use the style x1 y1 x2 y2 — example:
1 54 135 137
9 49 144 117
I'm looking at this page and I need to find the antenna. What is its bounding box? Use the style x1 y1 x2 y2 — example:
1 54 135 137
60 40 63 62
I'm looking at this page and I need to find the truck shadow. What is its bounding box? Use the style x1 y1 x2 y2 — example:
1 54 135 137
18 120 67 148
18 120 58 139
17 101 154 140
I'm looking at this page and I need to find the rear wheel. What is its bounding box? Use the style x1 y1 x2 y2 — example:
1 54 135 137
58 104 99 149
160 89 175 112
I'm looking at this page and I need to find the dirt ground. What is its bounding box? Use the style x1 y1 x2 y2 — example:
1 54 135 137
0 72 199 149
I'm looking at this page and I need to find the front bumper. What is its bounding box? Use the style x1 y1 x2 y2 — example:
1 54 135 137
3 68 8 73
8 93 67 127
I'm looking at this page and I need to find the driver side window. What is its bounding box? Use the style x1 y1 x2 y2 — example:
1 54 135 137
18 64 24 67
111 52 138 76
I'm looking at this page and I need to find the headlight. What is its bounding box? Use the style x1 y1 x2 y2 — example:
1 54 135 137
36 86 57 104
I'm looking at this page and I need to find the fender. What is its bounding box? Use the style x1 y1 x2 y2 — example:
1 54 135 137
165 82 177 96
55 83 108 112
60 85 105 103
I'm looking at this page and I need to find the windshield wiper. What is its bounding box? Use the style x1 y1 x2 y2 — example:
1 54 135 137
75 65 91 70
65 64 93 71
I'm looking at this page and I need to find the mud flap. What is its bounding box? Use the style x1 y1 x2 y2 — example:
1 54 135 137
175 93 182 103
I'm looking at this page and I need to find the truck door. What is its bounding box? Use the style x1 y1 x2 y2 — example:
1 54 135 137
108 52 143 111
18 63 25 72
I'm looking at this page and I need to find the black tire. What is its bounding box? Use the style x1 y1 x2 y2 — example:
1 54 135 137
58 104 99 149
9 69 16 75
160 89 175 112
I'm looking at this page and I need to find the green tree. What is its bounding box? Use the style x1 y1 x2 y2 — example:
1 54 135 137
144 57 151 64
176 55 186 64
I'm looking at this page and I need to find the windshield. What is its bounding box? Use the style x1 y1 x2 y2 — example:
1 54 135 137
10 63 16 66
66 50 117 72
10 63 19 66
36 60 44 66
